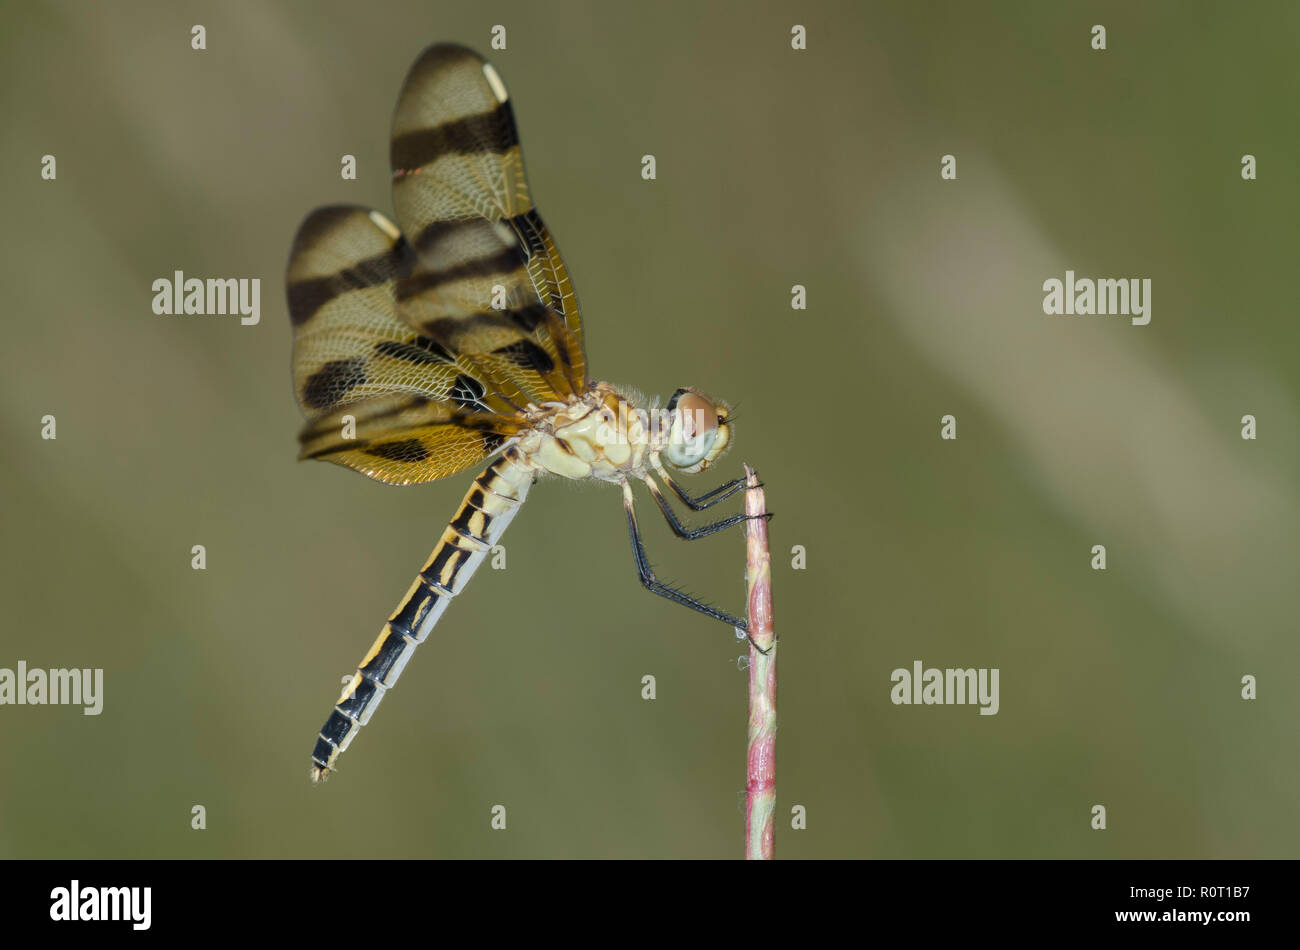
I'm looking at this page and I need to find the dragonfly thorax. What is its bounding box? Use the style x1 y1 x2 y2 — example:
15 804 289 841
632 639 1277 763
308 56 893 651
518 382 650 483
517 382 732 483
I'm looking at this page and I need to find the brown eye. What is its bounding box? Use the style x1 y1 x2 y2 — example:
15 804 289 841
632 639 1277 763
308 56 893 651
662 388 732 472
673 392 717 441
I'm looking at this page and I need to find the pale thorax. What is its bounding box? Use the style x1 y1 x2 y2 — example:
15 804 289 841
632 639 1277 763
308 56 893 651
516 382 652 483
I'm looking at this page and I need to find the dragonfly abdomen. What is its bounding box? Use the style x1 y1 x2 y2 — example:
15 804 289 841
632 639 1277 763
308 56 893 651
310 448 534 783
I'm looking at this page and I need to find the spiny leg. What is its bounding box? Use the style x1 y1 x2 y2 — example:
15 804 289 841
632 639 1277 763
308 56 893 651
642 473 767 541
651 456 749 511
621 481 771 654
621 481 747 630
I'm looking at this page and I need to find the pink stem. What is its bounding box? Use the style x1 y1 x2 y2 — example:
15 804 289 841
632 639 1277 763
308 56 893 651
743 464 776 860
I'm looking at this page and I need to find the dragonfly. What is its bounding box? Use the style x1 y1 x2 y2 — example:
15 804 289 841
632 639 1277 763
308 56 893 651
287 43 764 784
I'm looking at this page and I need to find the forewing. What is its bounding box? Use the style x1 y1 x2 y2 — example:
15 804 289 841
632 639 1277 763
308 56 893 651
389 43 587 403
286 205 522 484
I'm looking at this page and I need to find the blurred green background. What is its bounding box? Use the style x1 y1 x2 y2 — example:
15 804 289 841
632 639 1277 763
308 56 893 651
2 0 1296 859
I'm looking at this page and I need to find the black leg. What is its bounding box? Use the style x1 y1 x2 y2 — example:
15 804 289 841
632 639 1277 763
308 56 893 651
643 475 767 540
653 459 750 511
621 483 772 654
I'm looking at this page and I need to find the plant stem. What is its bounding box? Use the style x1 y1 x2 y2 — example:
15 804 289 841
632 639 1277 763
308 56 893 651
743 464 776 860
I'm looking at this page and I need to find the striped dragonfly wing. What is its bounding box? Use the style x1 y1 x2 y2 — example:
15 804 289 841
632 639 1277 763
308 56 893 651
389 43 587 404
310 448 536 783
287 204 528 485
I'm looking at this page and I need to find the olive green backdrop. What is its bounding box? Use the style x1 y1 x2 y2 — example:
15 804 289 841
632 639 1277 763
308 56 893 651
2 0 1296 858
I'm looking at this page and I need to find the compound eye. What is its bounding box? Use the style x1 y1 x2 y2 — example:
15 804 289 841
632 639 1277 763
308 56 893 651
664 390 722 470
674 392 717 443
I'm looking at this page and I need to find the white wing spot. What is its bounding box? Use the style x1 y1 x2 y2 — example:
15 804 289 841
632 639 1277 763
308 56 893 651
482 63 509 103
368 210 401 240
491 220 517 245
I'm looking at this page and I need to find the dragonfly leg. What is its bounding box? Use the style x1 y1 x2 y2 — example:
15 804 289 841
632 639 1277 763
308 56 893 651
621 482 772 654
642 474 769 540
651 456 751 511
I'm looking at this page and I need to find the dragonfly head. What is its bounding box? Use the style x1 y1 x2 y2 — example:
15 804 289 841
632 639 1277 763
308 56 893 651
661 387 732 474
